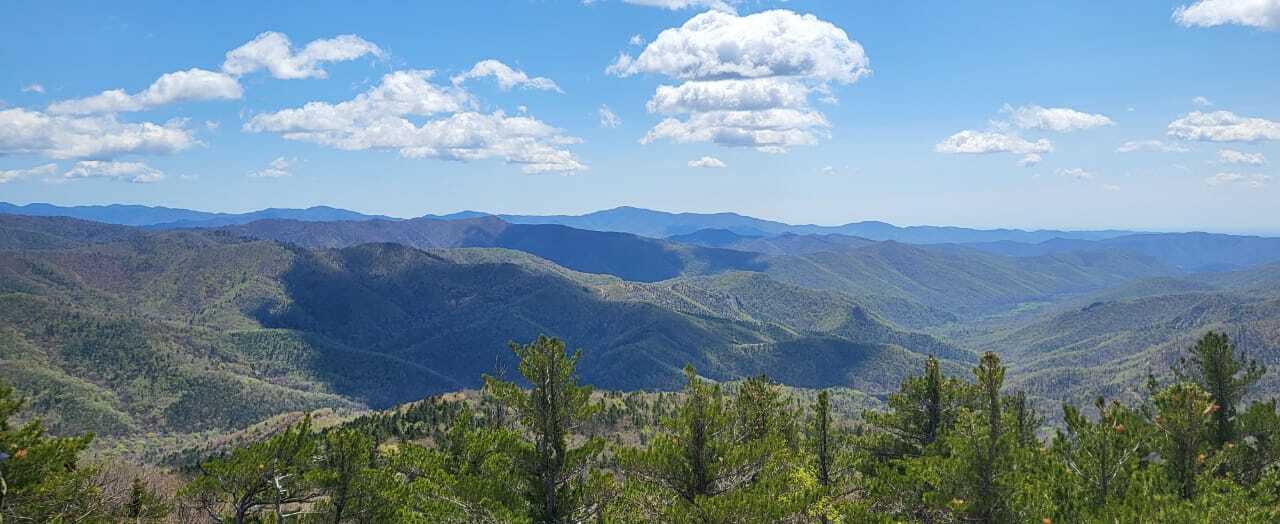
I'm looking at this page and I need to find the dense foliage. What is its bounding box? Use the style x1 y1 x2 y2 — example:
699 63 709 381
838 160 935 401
8 331 1279 522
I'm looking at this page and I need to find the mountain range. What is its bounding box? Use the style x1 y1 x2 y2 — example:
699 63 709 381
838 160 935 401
1 203 1278 447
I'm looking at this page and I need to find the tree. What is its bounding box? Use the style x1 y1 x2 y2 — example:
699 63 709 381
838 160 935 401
0 380 109 523
970 351 1008 523
805 390 866 523
484 335 608 524
312 428 391 523
1175 331 1265 448
1151 383 1214 500
183 417 321 523
1053 398 1144 511
863 356 970 459
615 366 794 523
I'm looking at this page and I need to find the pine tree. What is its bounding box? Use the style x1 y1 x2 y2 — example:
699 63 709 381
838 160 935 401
1054 398 1144 510
484 335 607 524
970 352 1008 523
1175 331 1265 448
863 356 970 458
1151 382 1214 500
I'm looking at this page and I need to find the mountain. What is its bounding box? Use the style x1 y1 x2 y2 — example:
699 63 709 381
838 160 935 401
490 206 1138 243
669 228 876 255
223 216 766 282
0 202 395 228
962 232 1280 272
0 214 966 440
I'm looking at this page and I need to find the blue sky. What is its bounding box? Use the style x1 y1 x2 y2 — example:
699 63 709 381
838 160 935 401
2 0 1278 233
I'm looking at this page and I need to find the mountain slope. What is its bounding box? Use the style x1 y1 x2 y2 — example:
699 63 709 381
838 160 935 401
0 202 394 228
964 233 1280 272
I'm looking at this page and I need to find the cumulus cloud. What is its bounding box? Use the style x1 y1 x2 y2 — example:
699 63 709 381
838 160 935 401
48 68 242 115
0 163 57 183
450 60 562 93
1115 139 1190 153
1000 104 1114 132
598 105 622 128
62 160 164 183
629 34 645 46
222 32 383 79
1205 172 1271 187
1192 96 1214 107
1167 110 1280 142
687 155 726 168
1018 153 1042 167
245 70 584 173
0 108 198 159
609 10 869 83
1174 0 1280 29
249 156 297 178
611 10 868 153
21 83 44 94
1055 167 1095 180
1218 148 1267 165
935 130 1053 155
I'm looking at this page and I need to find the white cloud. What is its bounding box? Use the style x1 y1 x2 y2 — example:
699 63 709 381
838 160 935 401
450 60 562 93
687 155 726 168
598 105 622 128
1168 110 1280 142
1018 153 1042 167
249 156 297 178
21 83 44 94
1205 172 1271 187
1000 104 1114 132
1055 167 1095 180
612 10 868 154
818 165 841 176
62 160 164 183
48 68 242 115
222 32 383 80
642 108 830 152
1217 148 1267 165
935 130 1053 155
245 70 584 173
0 163 57 183
609 10 869 83
646 78 810 114
1192 96 1214 107
621 0 738 11
0 108 198 159
1174 0 1280 29
1115 139 1190 153
629 34 645 46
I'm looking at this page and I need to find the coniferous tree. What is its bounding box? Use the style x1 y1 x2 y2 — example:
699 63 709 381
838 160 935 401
1151 383 1215 500
970 351 1009 523
1175 331 1265 448
1054 398 1144 511
484 335 608 524
863 356 970 459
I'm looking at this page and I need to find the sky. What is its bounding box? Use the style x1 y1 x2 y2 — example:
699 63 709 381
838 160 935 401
1 0 1278 233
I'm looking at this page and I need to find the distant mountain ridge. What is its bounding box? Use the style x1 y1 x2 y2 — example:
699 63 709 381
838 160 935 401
2 202 1138 244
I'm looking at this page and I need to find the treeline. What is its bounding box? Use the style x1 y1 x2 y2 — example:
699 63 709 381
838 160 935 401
3 333 1280 522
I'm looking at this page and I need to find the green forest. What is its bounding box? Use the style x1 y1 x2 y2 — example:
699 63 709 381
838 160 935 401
4 332 1278 523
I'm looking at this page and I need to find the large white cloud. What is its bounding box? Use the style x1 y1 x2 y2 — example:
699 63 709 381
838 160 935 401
245 71 584 173
611 10 868 154
222 32 383 79
0 108 197 159
1167 110 1280 142
62 160 164 183
934 130 1053 155
1174 0 1280 29
450 60 562 93
48 68 242 115
609 10 869 83
0 163 57 183
1001 104 1114 132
